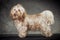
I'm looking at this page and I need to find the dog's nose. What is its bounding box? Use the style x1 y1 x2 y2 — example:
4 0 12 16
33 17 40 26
14 13 17 16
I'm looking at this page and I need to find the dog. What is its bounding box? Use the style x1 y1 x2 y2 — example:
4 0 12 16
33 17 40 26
10 4 54 38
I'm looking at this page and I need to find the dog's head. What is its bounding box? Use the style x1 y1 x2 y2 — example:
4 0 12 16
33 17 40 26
10 4 27 21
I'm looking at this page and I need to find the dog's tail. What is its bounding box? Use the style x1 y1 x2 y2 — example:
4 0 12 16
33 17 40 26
41 10 55 25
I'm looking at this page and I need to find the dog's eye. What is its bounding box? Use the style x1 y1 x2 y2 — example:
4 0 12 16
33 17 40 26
14 9 16 11
18 9 20 12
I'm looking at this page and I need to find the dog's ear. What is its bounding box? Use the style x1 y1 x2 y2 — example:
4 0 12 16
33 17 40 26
10 9 14 20
22 12 27 19
17 4 27 15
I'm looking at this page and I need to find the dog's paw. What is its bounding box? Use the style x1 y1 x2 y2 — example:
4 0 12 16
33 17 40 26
18 32 27 38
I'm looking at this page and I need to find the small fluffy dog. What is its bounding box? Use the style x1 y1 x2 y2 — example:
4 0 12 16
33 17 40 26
10 4 54 38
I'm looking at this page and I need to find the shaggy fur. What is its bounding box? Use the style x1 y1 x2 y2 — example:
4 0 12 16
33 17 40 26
10 4 54 38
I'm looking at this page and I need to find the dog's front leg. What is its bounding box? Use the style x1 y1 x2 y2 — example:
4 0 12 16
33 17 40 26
18 25 27 38
15 22 28 38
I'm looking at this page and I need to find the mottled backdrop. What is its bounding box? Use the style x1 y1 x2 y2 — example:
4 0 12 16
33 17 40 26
0 0 60 35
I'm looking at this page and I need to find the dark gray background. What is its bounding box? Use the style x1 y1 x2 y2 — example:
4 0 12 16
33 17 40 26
0 0 60 35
